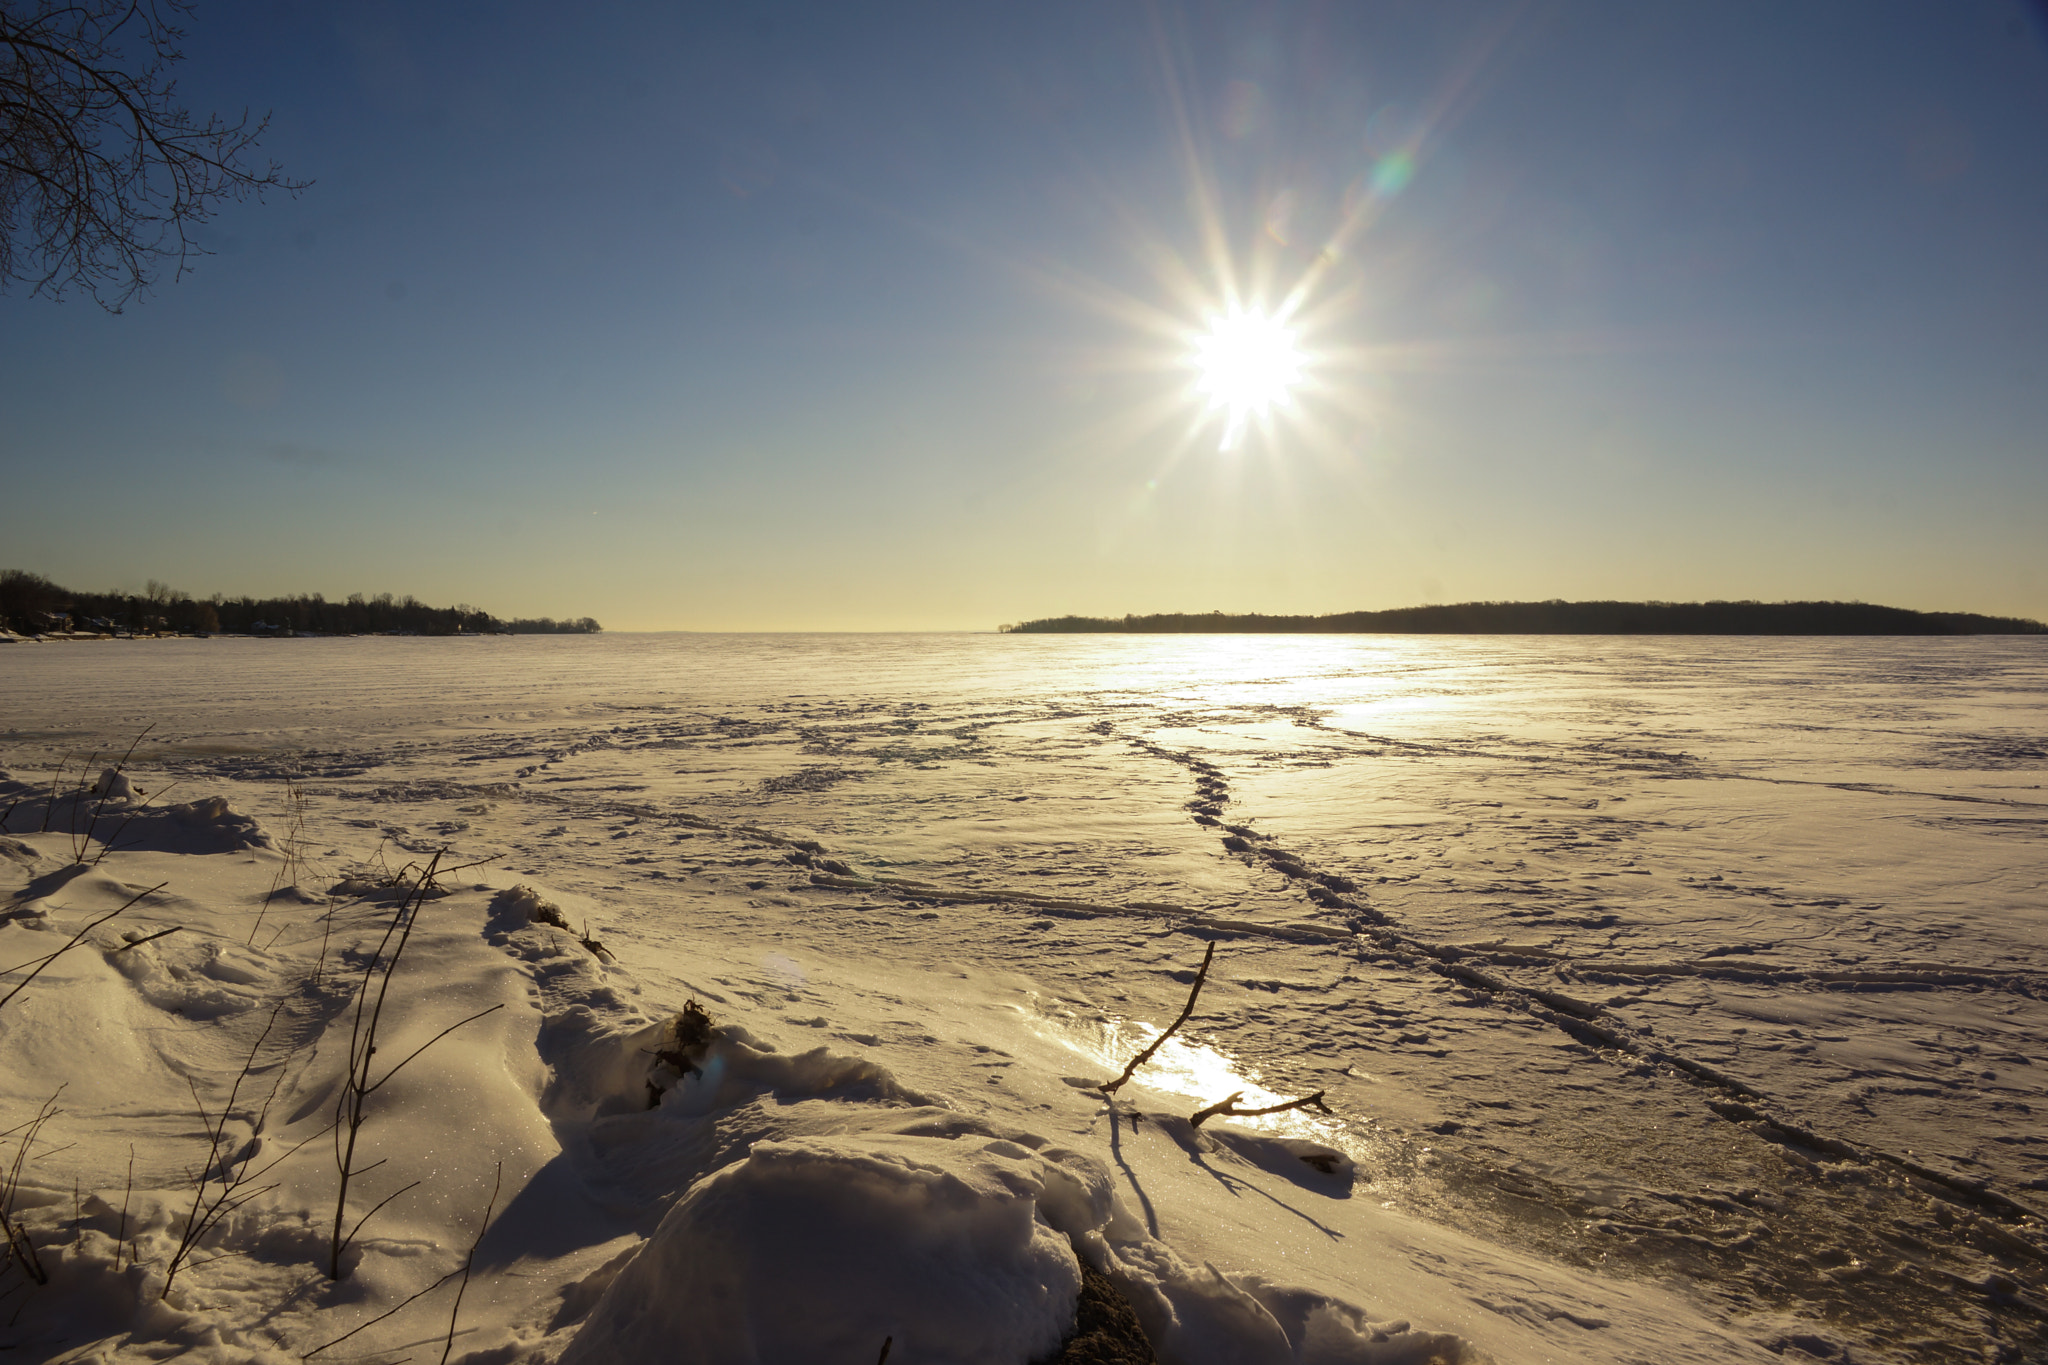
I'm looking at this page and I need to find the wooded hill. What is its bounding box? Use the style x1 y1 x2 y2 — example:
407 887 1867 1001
1001 601 2046 635
0 569 601 636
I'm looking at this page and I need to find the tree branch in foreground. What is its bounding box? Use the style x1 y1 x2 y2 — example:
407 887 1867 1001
1189 1089 1333 1129
1099 940 1215 1097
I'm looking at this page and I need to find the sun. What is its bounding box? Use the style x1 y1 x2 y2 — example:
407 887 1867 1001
1190 306 1305 450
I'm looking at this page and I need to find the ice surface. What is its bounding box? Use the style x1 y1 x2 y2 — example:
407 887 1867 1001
1 633 2044 1362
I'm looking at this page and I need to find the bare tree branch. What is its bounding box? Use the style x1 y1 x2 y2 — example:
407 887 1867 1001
0 0 308 309
1100 940 1215 1097
1188 1089 1332 1129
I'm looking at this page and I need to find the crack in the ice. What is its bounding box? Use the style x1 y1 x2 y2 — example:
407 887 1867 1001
1116 733 2048 1239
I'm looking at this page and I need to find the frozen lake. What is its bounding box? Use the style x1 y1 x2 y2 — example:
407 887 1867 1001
4 632 2045 1361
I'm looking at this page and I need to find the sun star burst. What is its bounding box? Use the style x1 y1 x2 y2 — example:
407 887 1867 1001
1191 307 1305 450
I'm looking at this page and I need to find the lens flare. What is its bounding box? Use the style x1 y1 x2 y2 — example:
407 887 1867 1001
1191 307 1304 450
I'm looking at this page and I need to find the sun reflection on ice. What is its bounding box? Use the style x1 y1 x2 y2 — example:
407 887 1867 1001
1020 995 1369 1156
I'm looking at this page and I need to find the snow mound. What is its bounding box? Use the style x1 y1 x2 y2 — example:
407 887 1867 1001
0 772 270 857
560 1133 1085 1365
500 897 1477 1365
655 1023 943 1115
527 971 940 1133
110 795 276 854
105 932 276 1019
559 1118 1479 1365
92 766 146 805
489 883 574 932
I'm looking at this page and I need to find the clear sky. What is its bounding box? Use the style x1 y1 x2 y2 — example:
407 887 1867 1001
3 0 2045 630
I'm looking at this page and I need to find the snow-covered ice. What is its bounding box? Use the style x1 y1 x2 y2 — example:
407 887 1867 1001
1 633 2043 1363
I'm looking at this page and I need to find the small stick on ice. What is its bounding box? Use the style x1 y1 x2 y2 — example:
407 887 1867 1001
1099 940 1215 1097
1188 1089 1332 1129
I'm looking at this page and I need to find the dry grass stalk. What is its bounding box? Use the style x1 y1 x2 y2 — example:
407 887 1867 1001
439 1160 503 1365
307 1161 505 1361
71 725 154 864
36 752 70 833
117 1145 135 1273
91 777 184 868
113 925 182 952
162 995 318 1297
0 1091 64 1287
328 850 504 1279
1099 941 1215 1097
248 780 311 948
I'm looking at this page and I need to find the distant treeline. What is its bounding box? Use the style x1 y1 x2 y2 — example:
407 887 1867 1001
502 617 605 634
0 569 603 637
1002 601 2048 636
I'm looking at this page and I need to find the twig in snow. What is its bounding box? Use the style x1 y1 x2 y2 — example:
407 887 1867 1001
0 1090 64 1286
92 779 184 867
439 1161 503 1365
113 925 182 952
163 994 300 1297
62 746 104 861
304 1261 463 1356
339 1179 421 1255
37 752 70 833
328 851 504 1279
1099 941 1215 1097
1188 1089 1332 1129
118 1145 134 1272
0 882 166 1013
249 780 309 947
312 897 337 987
74 725 154 863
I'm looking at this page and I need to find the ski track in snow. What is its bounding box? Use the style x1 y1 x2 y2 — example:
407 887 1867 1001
2 632 2045 1363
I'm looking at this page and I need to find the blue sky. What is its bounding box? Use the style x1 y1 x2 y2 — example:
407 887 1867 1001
3 0 2044 629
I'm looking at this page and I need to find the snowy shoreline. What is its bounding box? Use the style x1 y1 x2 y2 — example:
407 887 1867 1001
3 634 2043 1363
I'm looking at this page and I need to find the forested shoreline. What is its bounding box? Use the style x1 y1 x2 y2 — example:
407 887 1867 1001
0 569 601 636
1002 601 2047 635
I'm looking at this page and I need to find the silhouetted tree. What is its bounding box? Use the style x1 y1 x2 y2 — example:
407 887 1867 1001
1 0 305 308
0 567 63 631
